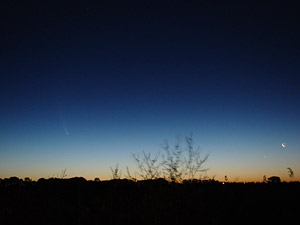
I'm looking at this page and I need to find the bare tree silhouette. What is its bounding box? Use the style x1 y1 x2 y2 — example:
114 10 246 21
110 164 122 179
60 168 67 179
162 134 209 182
129 134 209 182
125 166 137 182
184 134 209 180
161 138 184 182
132 151 162 180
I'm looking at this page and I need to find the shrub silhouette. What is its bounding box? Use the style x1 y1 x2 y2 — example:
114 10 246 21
268 176 281 183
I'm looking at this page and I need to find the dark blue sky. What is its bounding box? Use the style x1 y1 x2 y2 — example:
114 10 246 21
1 1 299 180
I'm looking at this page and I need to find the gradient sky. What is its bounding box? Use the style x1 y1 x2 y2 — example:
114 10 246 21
1 1 299 181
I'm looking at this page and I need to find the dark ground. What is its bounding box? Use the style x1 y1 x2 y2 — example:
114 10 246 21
0 177 299 225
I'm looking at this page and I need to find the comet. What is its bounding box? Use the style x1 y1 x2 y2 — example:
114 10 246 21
60 116 69 135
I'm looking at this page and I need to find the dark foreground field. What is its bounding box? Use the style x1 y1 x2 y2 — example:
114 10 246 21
1 178 299 225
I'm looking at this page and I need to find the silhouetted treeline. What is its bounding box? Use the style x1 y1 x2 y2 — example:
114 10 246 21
0 177 299 225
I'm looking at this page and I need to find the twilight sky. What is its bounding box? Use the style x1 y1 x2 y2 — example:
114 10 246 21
1 1 299 181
